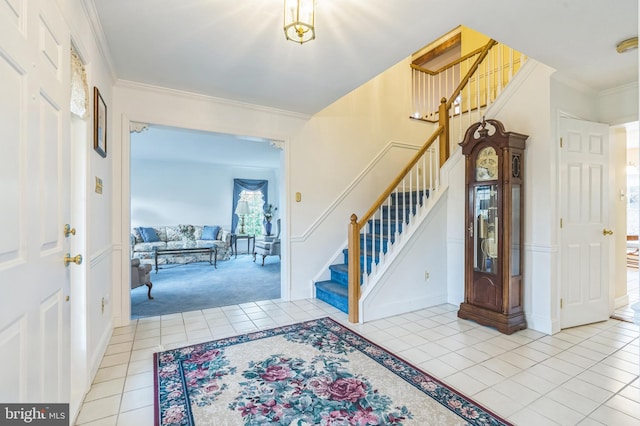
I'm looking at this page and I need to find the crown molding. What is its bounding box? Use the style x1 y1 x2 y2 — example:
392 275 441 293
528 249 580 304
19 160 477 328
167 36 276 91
81 0 117 82
597 80 638 97
115 79 312 121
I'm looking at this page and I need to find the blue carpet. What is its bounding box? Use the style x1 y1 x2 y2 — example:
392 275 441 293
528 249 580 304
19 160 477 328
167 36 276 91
131 255 281 319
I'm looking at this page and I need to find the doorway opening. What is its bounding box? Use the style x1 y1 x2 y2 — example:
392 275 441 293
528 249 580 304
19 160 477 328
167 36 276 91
128 125 283 319
618 122 640 322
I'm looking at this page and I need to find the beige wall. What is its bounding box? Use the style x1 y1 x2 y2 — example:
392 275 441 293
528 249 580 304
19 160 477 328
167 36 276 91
287 58 434 299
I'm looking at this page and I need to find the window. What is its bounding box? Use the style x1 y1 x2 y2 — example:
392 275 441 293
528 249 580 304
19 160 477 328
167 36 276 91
238 190 265 236
232 178 269 235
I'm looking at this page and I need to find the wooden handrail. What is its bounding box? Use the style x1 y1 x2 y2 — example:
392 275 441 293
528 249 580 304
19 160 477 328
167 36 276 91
356 126 444 230
410 46 485 75
445 39 497 111
347 214 361 323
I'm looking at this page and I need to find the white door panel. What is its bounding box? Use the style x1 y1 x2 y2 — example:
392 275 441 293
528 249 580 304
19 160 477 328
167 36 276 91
0 0 71 403
560 117 610 329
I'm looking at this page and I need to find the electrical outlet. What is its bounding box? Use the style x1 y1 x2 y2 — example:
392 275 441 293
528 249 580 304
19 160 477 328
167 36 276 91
424 271 430 281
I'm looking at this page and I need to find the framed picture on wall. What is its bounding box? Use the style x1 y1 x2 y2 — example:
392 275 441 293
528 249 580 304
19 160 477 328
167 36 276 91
93 86 107 158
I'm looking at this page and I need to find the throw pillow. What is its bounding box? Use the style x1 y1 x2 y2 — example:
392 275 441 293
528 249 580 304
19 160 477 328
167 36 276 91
138 227 160 243
201 225 220 240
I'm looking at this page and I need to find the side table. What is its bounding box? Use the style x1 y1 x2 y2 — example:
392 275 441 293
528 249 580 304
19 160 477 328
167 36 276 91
231 234 255 258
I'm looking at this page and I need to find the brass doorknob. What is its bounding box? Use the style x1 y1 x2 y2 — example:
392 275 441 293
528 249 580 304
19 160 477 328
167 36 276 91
64 224 76 237
64 253 83 266
602 229 613 236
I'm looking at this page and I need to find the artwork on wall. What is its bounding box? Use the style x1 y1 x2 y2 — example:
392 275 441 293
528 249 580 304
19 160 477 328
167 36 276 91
93 86 107 158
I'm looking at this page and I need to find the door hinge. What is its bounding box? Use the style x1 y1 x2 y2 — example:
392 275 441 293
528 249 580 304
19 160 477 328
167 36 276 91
560 298 564 309
560 218 563 228
560 137 563 148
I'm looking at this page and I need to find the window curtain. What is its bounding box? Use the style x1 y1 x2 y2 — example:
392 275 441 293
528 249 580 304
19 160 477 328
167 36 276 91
70 46 88 119
232 179 268 233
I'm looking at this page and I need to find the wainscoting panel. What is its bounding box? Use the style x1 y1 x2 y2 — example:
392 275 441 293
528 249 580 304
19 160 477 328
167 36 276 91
0 316 27 401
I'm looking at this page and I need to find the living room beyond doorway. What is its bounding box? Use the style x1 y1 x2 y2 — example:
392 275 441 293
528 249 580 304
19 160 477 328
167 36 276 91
129 124 282 318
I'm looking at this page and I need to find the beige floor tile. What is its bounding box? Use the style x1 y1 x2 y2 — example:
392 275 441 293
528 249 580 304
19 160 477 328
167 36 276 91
120 386 154 412
112 325 136 336
473 387 524 418
84 378 126 402
76 395 121 424
93 364 128 384
108 333 135 345
99 352 130 369
605 394 640 420
116 405 154 426
78 299 639 426
76 415 117 426
127 359 153 375
589 404 640 425
508 406 560 426
124 371 154 393
443 371 487 396
133 328 160 340
562 377 614 404
104 342 133 356
529 396 584 425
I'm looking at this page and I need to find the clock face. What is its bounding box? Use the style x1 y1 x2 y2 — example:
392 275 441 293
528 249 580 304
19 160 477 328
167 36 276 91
475 146 498 181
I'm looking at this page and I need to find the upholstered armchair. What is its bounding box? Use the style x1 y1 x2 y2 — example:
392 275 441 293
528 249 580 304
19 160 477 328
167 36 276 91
253 219 281 266
131 258 153 299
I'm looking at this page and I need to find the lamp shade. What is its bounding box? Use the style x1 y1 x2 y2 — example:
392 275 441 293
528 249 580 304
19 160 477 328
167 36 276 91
235 200 250 216
284 0 315 44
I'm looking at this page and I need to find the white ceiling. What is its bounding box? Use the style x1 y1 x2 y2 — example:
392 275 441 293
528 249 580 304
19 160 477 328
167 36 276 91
92 0 638 116
95 1 637 164
130 125 281 167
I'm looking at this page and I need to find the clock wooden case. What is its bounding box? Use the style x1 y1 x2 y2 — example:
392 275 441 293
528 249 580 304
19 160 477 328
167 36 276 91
457 119 528 334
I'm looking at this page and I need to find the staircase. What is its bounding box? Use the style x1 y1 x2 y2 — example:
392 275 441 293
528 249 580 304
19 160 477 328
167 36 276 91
314 36 527 322
315 190 426 313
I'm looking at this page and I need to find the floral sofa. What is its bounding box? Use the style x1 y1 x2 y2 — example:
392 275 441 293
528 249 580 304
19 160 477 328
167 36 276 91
130 225 232 265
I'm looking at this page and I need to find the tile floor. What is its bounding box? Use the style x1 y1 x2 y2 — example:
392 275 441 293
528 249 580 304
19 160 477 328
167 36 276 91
75 295 639 426
613 268 639 323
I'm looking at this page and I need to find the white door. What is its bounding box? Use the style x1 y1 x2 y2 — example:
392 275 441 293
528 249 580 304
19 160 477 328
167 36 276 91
559 117 611 328
0 0 72 403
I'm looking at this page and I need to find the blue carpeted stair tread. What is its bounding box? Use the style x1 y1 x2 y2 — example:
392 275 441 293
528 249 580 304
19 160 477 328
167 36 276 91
315 280 349 313
315 189 426 314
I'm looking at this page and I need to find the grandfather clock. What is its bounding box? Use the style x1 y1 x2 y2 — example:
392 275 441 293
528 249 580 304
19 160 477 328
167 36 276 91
457 119 527 334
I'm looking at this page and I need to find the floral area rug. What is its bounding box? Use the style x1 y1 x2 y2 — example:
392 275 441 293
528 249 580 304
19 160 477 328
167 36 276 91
154 317 511 425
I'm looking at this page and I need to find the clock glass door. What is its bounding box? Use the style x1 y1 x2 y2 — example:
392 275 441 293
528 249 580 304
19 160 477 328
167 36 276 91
474 184 498 273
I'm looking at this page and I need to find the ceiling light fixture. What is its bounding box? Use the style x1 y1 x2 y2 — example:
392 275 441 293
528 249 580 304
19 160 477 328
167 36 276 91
616 37 638 54
284 0 315 44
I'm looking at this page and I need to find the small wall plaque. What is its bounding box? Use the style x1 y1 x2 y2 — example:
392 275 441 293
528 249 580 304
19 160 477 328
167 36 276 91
95 177 103 194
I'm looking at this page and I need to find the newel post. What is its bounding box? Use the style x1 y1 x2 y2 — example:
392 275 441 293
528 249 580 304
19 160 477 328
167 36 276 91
438 97 450 167
347 214 360 323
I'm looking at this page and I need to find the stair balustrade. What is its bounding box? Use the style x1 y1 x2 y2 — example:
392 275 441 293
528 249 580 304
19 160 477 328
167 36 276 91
323 39 528 323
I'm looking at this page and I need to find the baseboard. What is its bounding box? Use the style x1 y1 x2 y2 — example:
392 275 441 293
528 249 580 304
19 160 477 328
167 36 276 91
526 312 556 335
615 294 630 309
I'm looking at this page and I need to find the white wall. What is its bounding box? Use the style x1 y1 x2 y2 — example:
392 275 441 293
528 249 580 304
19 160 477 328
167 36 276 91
362 192 450 322
597 83 639 126
288 59 435 299
130 157 278 230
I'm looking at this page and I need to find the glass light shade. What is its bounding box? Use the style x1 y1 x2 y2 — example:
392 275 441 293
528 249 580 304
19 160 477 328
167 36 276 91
284 0 315 44
235 201 250 216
